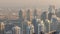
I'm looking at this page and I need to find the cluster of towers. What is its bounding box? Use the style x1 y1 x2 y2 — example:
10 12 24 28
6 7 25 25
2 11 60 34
0 5 59 34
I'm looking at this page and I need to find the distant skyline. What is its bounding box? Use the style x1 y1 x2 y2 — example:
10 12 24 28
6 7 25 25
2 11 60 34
0 0 59 9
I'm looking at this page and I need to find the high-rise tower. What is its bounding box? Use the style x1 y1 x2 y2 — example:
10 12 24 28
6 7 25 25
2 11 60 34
0 22 5 34
26 9 31 21
33 9 37 17
12 25 21 34
19 9 24 34
26 21 34 34
48 5 55 14
48 5 56 21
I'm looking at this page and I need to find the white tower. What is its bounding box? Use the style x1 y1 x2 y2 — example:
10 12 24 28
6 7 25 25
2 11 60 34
0 22 5 34
30 24 34 34
12 26 21 34
41 20 46 32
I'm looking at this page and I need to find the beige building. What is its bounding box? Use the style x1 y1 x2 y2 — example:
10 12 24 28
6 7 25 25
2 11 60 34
0 22 5 34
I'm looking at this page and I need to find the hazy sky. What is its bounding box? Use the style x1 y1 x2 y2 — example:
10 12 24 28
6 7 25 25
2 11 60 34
0 0 59 8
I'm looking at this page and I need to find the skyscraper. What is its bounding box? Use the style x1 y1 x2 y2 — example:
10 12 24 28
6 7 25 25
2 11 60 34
12 25 21 34
26 9 31 21
41 11 47 22
32 16 38 34
19 9 23 18
31 24 34 34
26 21 34 34
18 9 24 34
36 19 45 34
0 22 5 34
48 5 56 21
48 5 55 14
48 12 53 21
33 9 37 17
50 14 58 31
40 20 46 33
19 9 23 23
